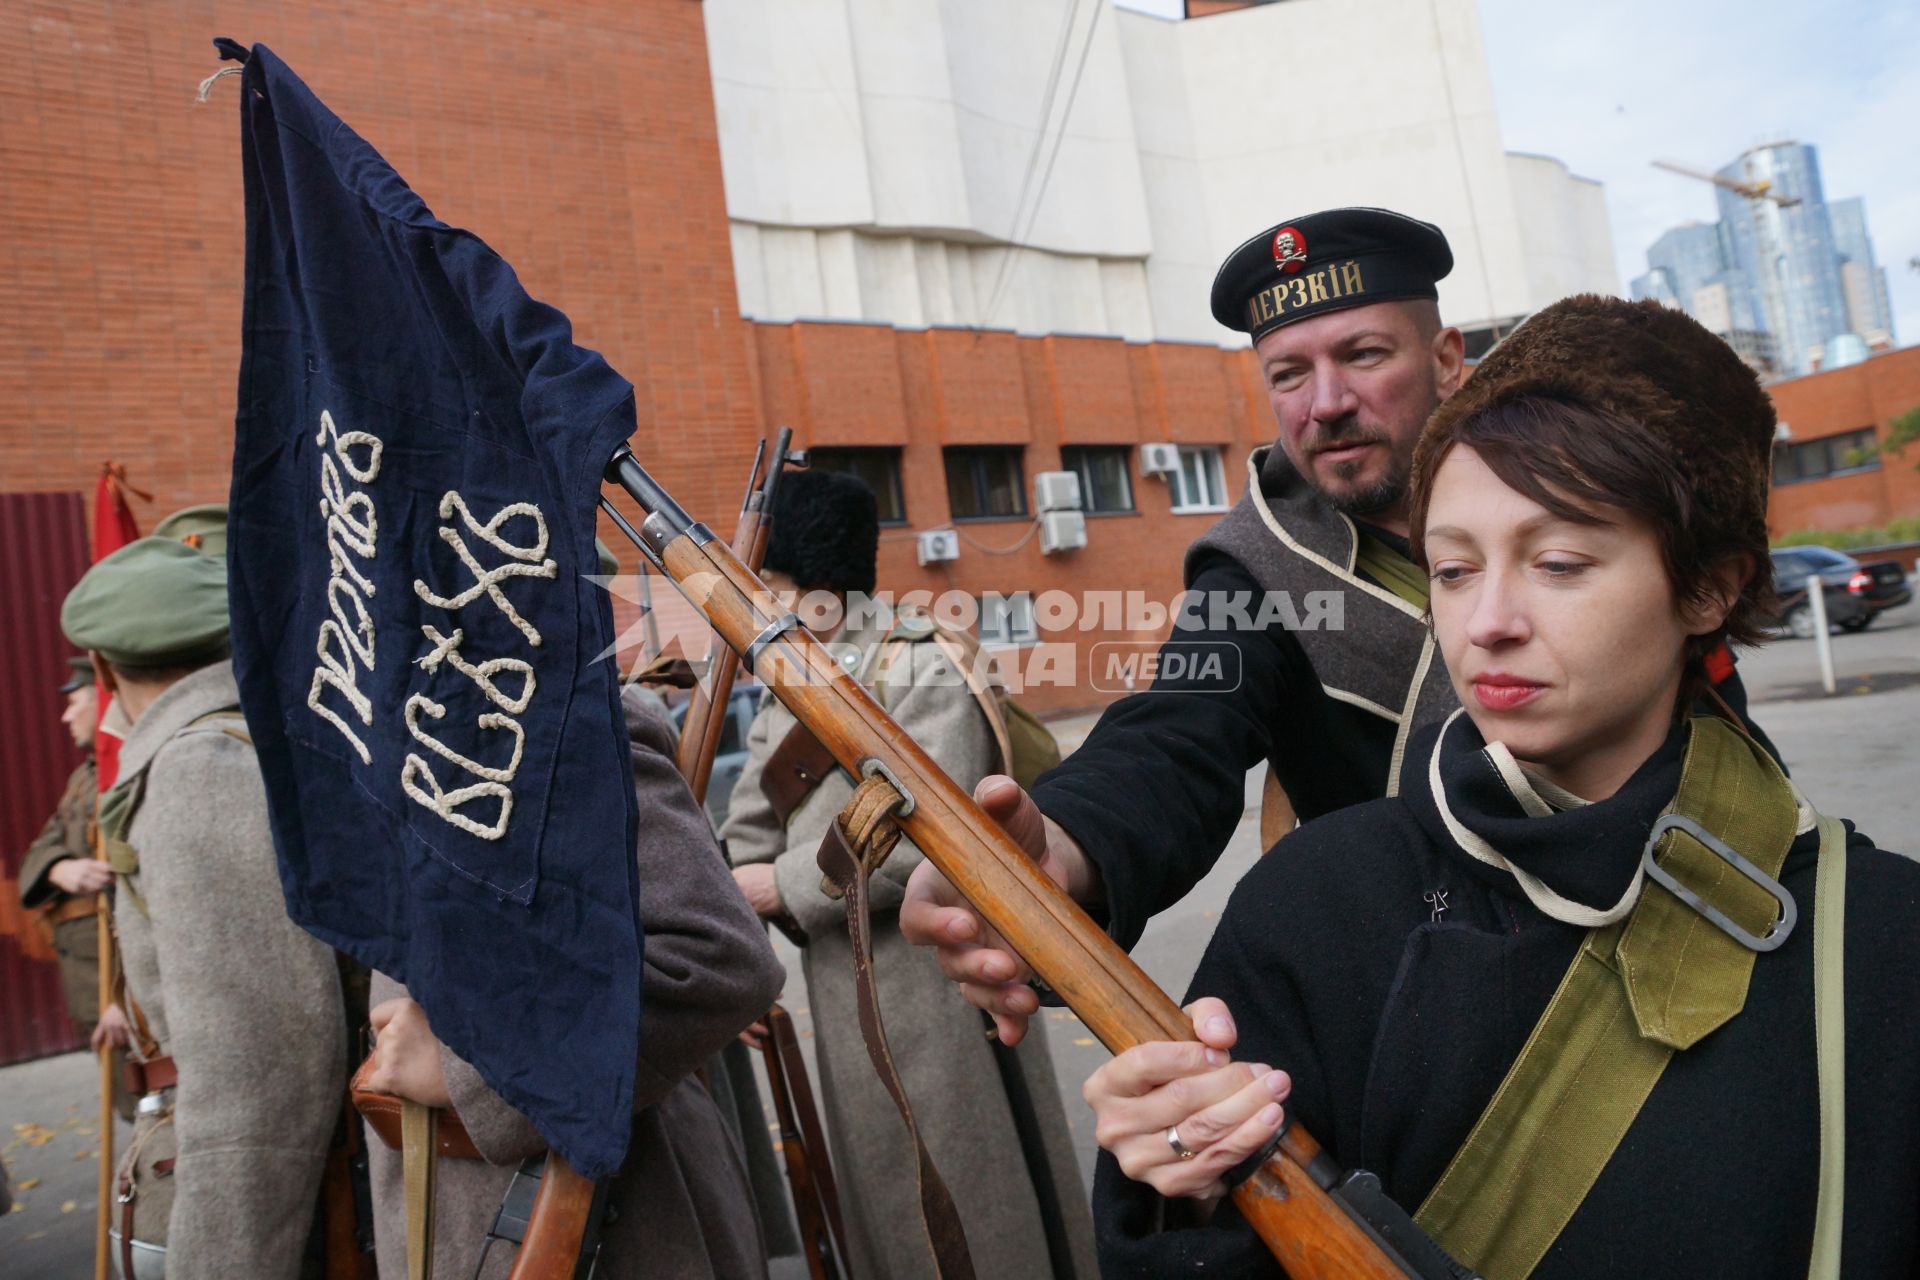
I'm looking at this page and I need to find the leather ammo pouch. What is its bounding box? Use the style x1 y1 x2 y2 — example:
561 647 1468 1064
349 1055 483 1160
762 720 842 826
111 1106 177 1280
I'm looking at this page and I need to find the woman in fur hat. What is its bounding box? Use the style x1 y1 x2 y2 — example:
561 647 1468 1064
1083 296 1920 1278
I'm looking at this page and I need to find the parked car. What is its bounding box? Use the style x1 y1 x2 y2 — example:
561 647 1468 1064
670 683 764 830
1768 546 1912 638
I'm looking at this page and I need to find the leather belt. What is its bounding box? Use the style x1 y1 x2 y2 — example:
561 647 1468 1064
123 1054 177 1098
48 894 100 927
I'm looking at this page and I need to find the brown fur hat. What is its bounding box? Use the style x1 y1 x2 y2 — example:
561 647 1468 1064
1410 294 1779 658
1416 293 1774 551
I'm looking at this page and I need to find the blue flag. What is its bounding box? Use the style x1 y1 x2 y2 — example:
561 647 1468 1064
221 39 642 1178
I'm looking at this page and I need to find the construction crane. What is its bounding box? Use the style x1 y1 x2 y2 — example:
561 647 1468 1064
1652 157 1802 208
1653 155 1803 372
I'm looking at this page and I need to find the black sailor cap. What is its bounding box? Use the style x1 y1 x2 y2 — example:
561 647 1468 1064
1211 207 1453 341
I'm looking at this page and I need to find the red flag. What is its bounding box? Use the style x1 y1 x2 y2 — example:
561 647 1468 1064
92 462 148 560
90 462 149 788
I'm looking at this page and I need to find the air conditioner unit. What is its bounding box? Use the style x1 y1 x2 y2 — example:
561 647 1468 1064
1033 470 1082 513
1039 511 1086 556
916 529 960 565
1140 442 1180 475
1774 422 1793 442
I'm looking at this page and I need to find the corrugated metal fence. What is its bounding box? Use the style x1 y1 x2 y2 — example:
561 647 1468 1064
0 491 92 1064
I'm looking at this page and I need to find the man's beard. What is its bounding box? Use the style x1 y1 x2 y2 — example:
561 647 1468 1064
1298 418 1410 517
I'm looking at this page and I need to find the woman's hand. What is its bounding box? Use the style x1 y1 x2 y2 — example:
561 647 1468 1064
1082 997 1290 1201
365 998 453 1108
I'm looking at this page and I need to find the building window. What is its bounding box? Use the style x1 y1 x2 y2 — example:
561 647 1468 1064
944 447 1028 521
1772 427 1879 486
809 446 907 524
1168 445 1228 512
1061 445 1135 514
979 592 1039 646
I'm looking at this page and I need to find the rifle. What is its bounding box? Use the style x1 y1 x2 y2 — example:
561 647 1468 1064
603 445 1471 1279
677 429 793 802
648 431 853 1278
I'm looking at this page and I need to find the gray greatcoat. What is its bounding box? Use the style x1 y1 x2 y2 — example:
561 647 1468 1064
112 660 347 1278
364 685 786 1279
722 617 1097 1280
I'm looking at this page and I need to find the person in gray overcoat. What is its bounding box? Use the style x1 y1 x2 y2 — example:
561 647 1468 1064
355 683 788 1277
62 537 348 1279
721 470 1096 1280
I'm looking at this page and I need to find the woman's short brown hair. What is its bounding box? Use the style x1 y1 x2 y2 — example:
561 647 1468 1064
1407 295 1779 687
1408 396 1775 668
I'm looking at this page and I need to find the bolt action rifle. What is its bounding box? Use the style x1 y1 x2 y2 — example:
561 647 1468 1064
655 429 854 1280
600 444 1476 1280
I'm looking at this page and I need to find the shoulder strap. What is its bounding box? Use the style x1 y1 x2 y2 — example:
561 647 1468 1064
873 611 1014 776
1415 717 1802 1278
1808 815 1847 1280
97 707 250 916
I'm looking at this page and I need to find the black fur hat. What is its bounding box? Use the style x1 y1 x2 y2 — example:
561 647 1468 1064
764 469 880 595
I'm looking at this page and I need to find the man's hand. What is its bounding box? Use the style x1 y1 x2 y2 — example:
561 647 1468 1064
732 863 783 919
49 858 112 895
365 998 453 1108
898 775 1099 1046
90 1003 131 1053
1083 997 1287 1203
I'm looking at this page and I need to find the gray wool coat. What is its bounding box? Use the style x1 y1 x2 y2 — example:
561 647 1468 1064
364 685 786 1279
112 661 347 1279
722 619 1098 1280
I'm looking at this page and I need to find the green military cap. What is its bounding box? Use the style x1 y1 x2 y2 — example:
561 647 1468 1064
57 656 95 693
596 538 619 577
152 503 229 559
62 537 230 668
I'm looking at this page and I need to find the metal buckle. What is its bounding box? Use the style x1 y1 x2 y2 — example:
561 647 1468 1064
857 757 916 817
1640 813 1797 952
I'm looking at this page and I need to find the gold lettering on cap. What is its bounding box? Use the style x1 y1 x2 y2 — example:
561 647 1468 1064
1287 278 1307 310
1339 259 1365 296
1305 271 1329 305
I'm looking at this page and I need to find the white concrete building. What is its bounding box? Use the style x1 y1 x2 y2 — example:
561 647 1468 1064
704 0 1618 349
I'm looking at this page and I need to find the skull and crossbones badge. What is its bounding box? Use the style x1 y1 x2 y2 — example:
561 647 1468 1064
1271 225 1309 274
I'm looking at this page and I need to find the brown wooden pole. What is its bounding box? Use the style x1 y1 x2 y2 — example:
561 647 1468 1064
94 897 114 1280
608 469 1410 1279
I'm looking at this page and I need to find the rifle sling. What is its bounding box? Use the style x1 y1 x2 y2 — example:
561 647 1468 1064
814 777 977 1280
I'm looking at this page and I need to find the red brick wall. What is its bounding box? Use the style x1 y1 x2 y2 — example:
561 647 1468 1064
1768 346 1920 535
747 322 1275 714
0 1 1288 718
0 0 758 532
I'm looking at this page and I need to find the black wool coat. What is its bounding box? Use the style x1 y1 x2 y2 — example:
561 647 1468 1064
1094 719 1920 1279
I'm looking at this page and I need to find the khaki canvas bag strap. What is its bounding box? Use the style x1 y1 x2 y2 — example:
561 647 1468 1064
1415 717 1800 1279
922 625 1013 777
1808 814 1848 1280
98 708 250 918
1353 530 1430 611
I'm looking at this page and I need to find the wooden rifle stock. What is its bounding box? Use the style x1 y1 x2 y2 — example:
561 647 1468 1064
605 447 1427 1279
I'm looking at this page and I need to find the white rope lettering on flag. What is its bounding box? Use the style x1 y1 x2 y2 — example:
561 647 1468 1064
308 409 383 764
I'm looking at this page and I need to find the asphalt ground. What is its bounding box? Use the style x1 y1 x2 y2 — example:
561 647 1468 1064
4 598 1913 1275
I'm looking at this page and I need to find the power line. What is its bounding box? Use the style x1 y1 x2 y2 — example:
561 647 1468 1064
983 0 1106 331
977 0 1081 333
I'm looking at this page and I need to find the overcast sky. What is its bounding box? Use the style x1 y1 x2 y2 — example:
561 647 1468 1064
1116 0 1916 345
